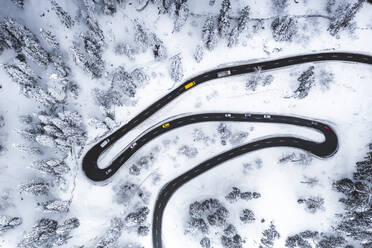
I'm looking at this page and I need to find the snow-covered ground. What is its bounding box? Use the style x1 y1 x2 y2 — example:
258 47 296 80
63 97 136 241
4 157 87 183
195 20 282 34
0 0 371 248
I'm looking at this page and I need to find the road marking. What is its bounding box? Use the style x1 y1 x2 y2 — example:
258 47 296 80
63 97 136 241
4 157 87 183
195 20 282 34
144 111 150 115
316 55 323 59
203 116 209 119
279 140 285 143
266 141 272 144
293 140 299 143
332 55 338 58
274 62 280 65
288 59 294 62
133 119 138 124
176 121 183 124
363 57 368 61
203 75 209 78
194 168 200 173
253 144 259 147
190 118 196 121
228 152 234 156
217 157 222 161
302 57 308 60
347 55 353 58
205 163 210 166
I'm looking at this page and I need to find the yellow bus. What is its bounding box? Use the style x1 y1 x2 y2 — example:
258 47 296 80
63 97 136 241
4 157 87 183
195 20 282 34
184 81 196 90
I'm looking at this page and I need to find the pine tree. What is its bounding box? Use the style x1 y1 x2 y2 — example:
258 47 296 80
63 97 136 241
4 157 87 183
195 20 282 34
194 45 204 63
202 16 218 50
328 0 364 36
1 17 50 66
39 199 70 213
237 6 250 32
169 54 184 82
0 215 22 234
271 16 298 42
217 0 232 38
50 0 75 29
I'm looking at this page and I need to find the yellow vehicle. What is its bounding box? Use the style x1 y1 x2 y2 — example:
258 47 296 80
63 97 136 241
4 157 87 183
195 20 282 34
162 123 170 128
184 81 196 90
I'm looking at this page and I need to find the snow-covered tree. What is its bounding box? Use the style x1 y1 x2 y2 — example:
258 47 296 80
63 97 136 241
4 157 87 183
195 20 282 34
297 196 325 213
150 33 168 60
114 42 136 60
328 0 364 36
1 17 50 66
110 66 137 98
200 237 211 248
237 6 250 32
19 180 50 196
27 110 87 152
40 29 59 50
131 68 149 86
178 145 198 158
10 0 24 8
202 16 218 50
217 0 232 38
260 222 280 248
271 0 289 12
113 181 144 206
217 123 232 145
221 224 244 248
194 45 204 63
125 206 149 227
240 209 255 223
227 27 239 47
271 16 298 42
169 1 190 32
134 20 150 52
0 215 22 234
103 0 118 15
92 217 124 248
285 230 318 248
18 218 79 248
50 0 75 29
38 199 70 213
294 66 315 99
186 198 230 235
169 54 184 82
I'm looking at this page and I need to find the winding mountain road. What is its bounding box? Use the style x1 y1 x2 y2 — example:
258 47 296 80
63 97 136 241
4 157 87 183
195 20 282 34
81 52 372 248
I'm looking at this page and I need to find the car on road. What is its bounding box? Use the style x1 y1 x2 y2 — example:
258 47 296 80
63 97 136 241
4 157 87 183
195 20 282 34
264 114 271 119
100 139 110 148
184 81 196 90
245 113 251 117
217 70 231 78
162 123 170 128
129 142 137 149
225 113 232 118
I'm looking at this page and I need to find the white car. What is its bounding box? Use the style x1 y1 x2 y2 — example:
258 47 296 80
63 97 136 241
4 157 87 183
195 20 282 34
129 142 137 149
264 114 271 119
244 113 251 117
217 70 231 78
225 113 232 118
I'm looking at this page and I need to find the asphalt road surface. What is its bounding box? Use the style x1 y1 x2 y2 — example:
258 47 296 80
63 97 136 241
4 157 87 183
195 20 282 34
82 52 372 182
152 113 338 248
81 52 372 248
